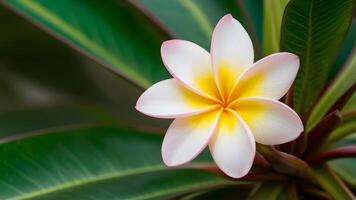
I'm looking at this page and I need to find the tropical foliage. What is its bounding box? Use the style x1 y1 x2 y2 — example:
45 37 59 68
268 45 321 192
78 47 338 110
0 0 355 199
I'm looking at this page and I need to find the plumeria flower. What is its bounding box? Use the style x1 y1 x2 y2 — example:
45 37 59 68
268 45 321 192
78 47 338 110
136 14 303 178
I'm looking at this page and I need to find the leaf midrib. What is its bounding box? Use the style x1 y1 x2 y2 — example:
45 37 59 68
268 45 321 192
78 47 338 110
298 0 314 112
9 165 166 200
8 163 227 200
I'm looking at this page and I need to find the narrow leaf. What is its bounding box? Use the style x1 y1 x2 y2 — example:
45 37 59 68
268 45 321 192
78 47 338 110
314 165 355 200
324 112 356 146
262 0 288 55
307 50 356 132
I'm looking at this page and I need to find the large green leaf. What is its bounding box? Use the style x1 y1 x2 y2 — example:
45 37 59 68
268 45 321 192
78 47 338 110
2 0 170 89
0 6 167 130
0 5 101 103
280 0 355 114
262 0 288 55
132 0 262 56
0 126 234 199
181 186 253 200
0 104 117 139
307 50 356 132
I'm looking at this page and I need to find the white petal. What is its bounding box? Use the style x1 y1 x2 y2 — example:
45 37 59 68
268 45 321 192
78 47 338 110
162 110 221 166
209 110 255 178
136 79 217 118
232 53 299 100
161 40 219 100
211 14 254 98
232 97 304 145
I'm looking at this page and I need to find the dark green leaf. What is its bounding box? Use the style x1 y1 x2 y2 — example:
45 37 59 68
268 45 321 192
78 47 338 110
0 126 233 199
2 0 170 89
280 0 355 114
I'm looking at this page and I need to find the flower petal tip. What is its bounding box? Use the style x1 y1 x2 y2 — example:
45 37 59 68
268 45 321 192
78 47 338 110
225 169 250 179
221 13 233 21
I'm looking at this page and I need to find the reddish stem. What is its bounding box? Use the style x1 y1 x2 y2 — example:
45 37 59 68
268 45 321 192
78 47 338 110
306 110 342 154
307 145 356 165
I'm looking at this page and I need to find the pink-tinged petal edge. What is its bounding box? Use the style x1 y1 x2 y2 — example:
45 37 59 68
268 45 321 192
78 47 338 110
229 52 300 100
234 96 304 145
162 109 223 166
135 79 219 119
210 14 254 94
161 40 219 102
209 109 256 178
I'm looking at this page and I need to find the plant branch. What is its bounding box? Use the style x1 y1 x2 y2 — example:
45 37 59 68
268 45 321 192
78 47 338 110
256 144 318 186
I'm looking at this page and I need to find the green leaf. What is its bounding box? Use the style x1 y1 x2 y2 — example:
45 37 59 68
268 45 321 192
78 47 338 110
343 93 356 113
329 158 356 188
328 133 356 187
250 182 283 200
324 114 356 146
0 5 104 102
2 0 170 89
280 0 355 114
262 0 288 55
0 126 233 199
132 0 262 55
307 51 356 132
314 165 355 200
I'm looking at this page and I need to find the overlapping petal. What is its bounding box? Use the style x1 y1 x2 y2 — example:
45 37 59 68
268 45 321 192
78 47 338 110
162 110 222 166
231 53 299 100
232 97 303 145
161 40 219 100
211 14 254 98
136 79 217 118
209 110 255 178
